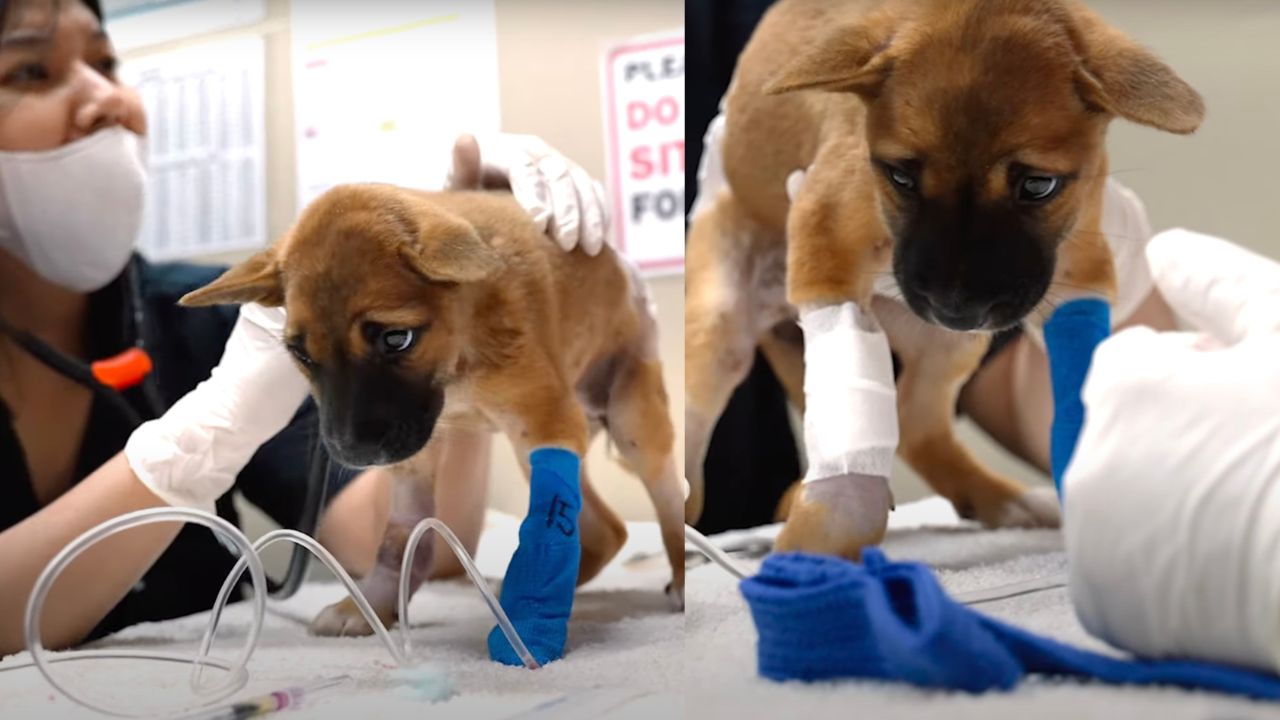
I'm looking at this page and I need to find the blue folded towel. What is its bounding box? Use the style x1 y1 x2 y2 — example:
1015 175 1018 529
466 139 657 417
741 549 1280 700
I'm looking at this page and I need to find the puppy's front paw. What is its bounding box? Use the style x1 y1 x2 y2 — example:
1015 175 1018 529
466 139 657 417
309 596 394 637
982 485 1061 529
775 474 893 560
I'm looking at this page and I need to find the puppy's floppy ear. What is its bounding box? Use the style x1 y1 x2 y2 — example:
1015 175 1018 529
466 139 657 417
1069 4 1204 134
763 13 897 99
400 211 502 284
180 246 284 307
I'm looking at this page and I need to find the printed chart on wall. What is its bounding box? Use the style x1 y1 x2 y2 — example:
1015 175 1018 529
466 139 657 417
292 1 502 209
602 30 685 276
103 0 266 52
119 36 268 261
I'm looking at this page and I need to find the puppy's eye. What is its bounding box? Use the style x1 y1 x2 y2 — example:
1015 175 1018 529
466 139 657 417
873 159 919 194
1018 176 1061 203
380 328 416 354
887 167 916 191
287 342 316 368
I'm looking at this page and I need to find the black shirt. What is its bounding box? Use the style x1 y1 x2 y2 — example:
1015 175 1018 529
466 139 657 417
0 255 356 641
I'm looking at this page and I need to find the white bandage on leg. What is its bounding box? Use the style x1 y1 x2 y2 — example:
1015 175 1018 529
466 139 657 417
799 302 899 484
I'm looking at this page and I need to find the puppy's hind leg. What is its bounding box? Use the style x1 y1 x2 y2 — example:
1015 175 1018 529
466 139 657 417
755 322 809 526
757 320 805 413
576 463 628 586
606 355 684 611
684 192 771 524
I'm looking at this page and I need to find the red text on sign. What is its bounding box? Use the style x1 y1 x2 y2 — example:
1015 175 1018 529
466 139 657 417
627 96 682 129
631 141 685 180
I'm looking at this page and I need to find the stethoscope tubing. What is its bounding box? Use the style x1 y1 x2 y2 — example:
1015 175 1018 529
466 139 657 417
0 259 324 599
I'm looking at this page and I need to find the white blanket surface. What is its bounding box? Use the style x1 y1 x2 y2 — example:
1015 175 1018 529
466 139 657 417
0 512 680 719
5 498 1280 719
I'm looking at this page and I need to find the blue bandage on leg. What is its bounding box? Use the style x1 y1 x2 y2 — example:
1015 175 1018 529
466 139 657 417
1043 298 1110 495
487 447 581 667
742 551 1280 699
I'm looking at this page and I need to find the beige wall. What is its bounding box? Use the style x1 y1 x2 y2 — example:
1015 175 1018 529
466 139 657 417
893 1 1280 502
120 0 684 531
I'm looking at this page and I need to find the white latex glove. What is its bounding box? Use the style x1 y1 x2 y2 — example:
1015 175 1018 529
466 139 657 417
444 133 610 255
1064 229 1280 672
125 303 309 512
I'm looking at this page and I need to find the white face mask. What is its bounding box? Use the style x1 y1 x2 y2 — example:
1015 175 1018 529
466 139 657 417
0 127 147 293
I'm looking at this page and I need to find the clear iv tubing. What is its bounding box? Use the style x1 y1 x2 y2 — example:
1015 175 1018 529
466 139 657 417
683 524 747 579
684 523 1068 605
21 507 537 719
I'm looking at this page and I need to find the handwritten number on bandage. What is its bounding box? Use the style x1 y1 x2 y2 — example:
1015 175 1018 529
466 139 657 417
546 494 575 537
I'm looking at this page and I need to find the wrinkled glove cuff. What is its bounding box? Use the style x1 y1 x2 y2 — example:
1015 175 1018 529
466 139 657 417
125 303 309 511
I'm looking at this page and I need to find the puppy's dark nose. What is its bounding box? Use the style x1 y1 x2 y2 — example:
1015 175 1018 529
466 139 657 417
919 289 995 331
931 306 987 331
349 418 394 447
325 418 397 468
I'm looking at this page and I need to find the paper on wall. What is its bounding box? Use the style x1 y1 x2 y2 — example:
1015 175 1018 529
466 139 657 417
120 35 269 261
290 0 502 210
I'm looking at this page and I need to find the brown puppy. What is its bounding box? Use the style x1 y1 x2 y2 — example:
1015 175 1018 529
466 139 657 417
685 0 1203 556
182 148 684 636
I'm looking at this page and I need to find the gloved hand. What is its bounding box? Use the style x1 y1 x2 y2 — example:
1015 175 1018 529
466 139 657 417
444 133 610 255
124 303 309 512
1064 229 1280 672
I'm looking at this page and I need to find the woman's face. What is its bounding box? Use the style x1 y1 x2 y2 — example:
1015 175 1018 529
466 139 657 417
0 0 145 152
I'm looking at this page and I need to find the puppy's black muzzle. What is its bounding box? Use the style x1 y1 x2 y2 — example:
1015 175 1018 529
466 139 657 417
892 193 1056 332
316 361 444 468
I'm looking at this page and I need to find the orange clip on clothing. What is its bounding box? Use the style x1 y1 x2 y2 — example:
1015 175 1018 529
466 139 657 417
91 347 153 391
